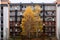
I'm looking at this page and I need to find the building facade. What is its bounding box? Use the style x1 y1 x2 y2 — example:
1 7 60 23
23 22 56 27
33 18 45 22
9 3 56 40
0 0 9 40
0 0 57 40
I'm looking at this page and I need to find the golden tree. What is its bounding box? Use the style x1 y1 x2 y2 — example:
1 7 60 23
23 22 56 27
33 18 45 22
21 5 43 35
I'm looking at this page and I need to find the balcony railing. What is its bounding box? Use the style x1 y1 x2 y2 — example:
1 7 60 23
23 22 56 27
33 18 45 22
45 12 56 16
45 17 55 21
17 12 23 16
10 12 15 16
45 6 56 10
10 17 15 21
10 6 20 10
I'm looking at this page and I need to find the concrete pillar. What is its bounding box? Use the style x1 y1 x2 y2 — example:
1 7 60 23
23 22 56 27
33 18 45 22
56 4 60 40
3 6 9 40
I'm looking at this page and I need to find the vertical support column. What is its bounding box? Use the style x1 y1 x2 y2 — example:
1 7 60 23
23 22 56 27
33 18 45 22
56 5 60 40
0 5 1 40
3 6 9 40
43 3 45 34
15 10 17 23
43 3 45 22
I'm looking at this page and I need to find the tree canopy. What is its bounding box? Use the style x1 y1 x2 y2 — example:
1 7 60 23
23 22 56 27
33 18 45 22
21 5 43 35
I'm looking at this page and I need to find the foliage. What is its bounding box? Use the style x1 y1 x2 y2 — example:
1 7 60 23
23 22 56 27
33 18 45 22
21 5 43 35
